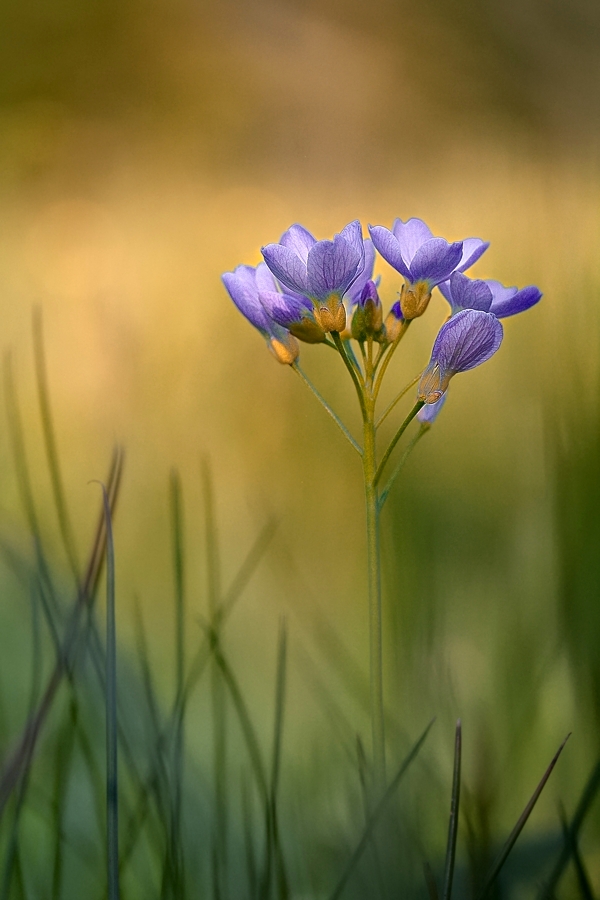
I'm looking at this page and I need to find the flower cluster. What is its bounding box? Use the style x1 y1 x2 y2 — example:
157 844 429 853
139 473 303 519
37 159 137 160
223 217 542 412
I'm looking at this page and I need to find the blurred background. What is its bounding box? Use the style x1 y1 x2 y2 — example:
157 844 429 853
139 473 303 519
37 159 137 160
0 0 600 895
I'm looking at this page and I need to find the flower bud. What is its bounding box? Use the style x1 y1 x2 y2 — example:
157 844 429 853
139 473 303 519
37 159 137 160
269 334 300 365
383 300 405 343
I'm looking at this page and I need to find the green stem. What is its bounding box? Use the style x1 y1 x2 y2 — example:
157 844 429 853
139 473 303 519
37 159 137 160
375 373 421 429
331 332 367 419
375 401 424 486
362 393 386 792
378 425 428 509
372 320 410 402
292 364 362 455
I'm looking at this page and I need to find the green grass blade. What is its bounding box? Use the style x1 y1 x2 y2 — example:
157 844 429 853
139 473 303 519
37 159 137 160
99 482 120 900
169 469 186 898
32 307 81 584
423 862 440 900
538 754 600 900
328 718 435 900
557 803 595 900
476 734 570 900
441 720 462 900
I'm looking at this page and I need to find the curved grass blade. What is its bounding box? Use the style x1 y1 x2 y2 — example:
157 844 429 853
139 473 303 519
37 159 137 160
328 718 435 900
99 482 120 900
476 734 570 900
557 803 594 900
33 306 81 584
538 755 600 900
169 469 186 899
0 447 124 819
441 720 462 900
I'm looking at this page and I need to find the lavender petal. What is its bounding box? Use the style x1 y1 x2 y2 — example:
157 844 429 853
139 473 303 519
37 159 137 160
262 243 309 295
488 281 542 318
368 225 411 280
432 309 503 373
409 239 463 286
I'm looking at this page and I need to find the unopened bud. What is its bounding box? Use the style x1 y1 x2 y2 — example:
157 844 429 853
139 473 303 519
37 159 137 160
383 300 405 343
315 296 346 333
289 319 327 344
269 334 300 365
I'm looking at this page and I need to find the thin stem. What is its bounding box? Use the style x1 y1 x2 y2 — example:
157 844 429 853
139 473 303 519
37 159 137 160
362 393 386 792
376 373 421 429
292 364 362 455
372 320 410 402
375 401 424 486
331 331 368 419
378 425 428 509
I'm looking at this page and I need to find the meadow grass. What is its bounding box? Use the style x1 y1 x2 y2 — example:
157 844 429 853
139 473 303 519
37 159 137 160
0 316 598 900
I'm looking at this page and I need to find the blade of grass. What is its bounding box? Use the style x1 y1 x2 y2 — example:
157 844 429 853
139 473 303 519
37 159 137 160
423 862 440 900
51 699 79 900
201 460 228 900
33 307 81 584
169 470 186 899
328 718 435 900
441 721 462 900
557 803 595 900
538 754 600 900
99 482 120 900
0 447 124 819
476 734 570 900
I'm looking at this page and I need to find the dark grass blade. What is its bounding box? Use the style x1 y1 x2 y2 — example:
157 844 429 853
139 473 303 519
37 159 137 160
557 803 595 900
51 700 79 900
423 862 440 900
328 719 435 900
441 720 462 900
33 307 81 584
100 483 120 900
169 470 186 899
241 774 259 899
201 460 229 900
261 619 290 900
538 755 600 900
0 447 124 819
476 734 570 900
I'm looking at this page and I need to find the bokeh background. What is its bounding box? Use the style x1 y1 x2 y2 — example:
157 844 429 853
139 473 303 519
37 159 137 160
1 0 600 895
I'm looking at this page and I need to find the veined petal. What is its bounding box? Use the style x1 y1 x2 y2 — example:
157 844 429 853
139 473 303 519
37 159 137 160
261 243 309 295
391 218 434 264
417 392 447 423
280 224 316 263
254 261 278 293
457 238 489 273
487 280 542 318
339 219 364 258
222 269 272 334
432 309 503 373
306 232 362 300
259 289 312 328
368 225 411 280
440 272 493 315
409 239 463 286
344 239 376 305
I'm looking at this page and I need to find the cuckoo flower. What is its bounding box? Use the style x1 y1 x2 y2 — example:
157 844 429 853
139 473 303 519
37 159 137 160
222 262 300 364
261 221 366 333
418 309 503 403
351 280 384 342
439 273 542 319
368 217 489 320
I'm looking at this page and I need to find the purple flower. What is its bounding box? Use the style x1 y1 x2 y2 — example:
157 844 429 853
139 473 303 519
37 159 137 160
222 262 300 364
259 287 327 344
439 273 542 319
417 392 447 425
368 218 489 320
261 221 366 332
343 239 376 306
351 280 384 341
418 309 503 403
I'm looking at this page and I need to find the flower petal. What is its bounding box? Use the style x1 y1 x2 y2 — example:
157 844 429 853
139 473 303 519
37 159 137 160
409 239 463 286
442 272 493 314
259 289 311 328
368 225 411 280
391 218 434 264
487 281 542 318
261 243 309 295
279 224 316 263
457 238 489 273
344 239 375 305
432 309 503 373
306 232 362 300
222 268 272 333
